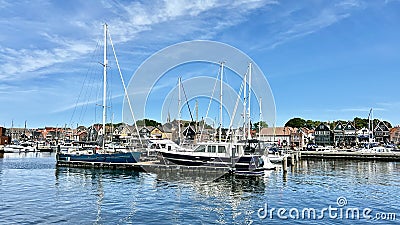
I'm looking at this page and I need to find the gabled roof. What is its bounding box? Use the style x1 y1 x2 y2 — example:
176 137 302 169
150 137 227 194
315 123 331 131
118 124 135 133
344 122 356 131
138 126 153 133
374 121 390 132
183 125 196 134
154 125 164 132
333 122 344 131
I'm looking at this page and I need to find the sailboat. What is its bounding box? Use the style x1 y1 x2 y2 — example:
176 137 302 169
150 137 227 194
158 62 272 174
56 24 141 164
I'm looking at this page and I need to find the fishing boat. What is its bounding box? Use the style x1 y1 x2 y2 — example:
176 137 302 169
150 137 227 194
56 24 141 164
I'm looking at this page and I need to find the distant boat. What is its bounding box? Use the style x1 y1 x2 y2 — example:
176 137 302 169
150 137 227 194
4 140 35 153
56 24 141 164
358 146 391 153
36 141 53 152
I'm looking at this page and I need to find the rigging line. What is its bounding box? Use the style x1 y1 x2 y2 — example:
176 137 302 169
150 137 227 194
108 31 142 145
199 65 220 141
69 39 101 128
225 76 245 142
78 54 101 126
165 83 176 121
80 40 103 126
181 81 194 122
80 61 100 125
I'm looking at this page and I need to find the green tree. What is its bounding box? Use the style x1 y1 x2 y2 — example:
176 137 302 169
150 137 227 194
353 117 368 129
285 118 306 128
253 121 268 130
136 119 161 127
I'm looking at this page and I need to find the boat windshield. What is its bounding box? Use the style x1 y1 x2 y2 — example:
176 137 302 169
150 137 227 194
194 145 206 152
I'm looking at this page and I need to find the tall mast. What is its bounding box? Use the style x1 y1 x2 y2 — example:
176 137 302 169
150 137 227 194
247 62 252 139
371 108 374 142
102 23 108 150
243 71 247 140
24 120 26 140
178 77 182 144
259 97 262 141
219 62 224 142
195 99 198 142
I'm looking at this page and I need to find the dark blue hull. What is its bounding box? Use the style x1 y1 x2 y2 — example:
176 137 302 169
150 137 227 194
160 152 264 172
57 152 141 163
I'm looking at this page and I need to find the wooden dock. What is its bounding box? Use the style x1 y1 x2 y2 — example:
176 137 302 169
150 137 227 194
299 151 400 161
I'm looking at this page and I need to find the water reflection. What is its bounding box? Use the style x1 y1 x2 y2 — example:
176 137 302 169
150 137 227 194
51 157 400 224
296 159 400 186
54 165 273 224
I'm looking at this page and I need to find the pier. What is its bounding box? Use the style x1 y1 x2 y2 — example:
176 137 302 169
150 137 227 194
300 151 400 161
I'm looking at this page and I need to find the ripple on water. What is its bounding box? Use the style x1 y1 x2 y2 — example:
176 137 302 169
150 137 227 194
1 155 399 225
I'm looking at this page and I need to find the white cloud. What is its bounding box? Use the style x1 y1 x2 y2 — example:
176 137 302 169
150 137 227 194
0 38 93 81
0 0 274 82
102 0 276 43
255 0 364 50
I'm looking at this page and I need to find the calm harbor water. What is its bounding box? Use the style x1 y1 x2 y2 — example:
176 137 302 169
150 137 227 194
0 152 399 224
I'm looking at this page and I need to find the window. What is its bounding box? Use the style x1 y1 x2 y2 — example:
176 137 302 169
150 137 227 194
218 146 226 153
208 146 216 153
194 145 206 152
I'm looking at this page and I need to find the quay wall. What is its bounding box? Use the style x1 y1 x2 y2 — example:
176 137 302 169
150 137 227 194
300 151 400 161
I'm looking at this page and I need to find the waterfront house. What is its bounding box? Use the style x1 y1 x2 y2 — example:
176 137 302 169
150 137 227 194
374 121 390 143
333 122 345 147
131 125 166 139
290 127 309 150
0 127 10 145
343 122 357 147
150 126 165 139
390 126 400 144
138 126 152 138
7 127 32 141
74 130 87 141
116 123 135 138
162 119 180 141
259 127 294 146
314 123 333 146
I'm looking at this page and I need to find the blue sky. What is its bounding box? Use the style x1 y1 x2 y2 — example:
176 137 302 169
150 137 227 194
1 0 399 128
